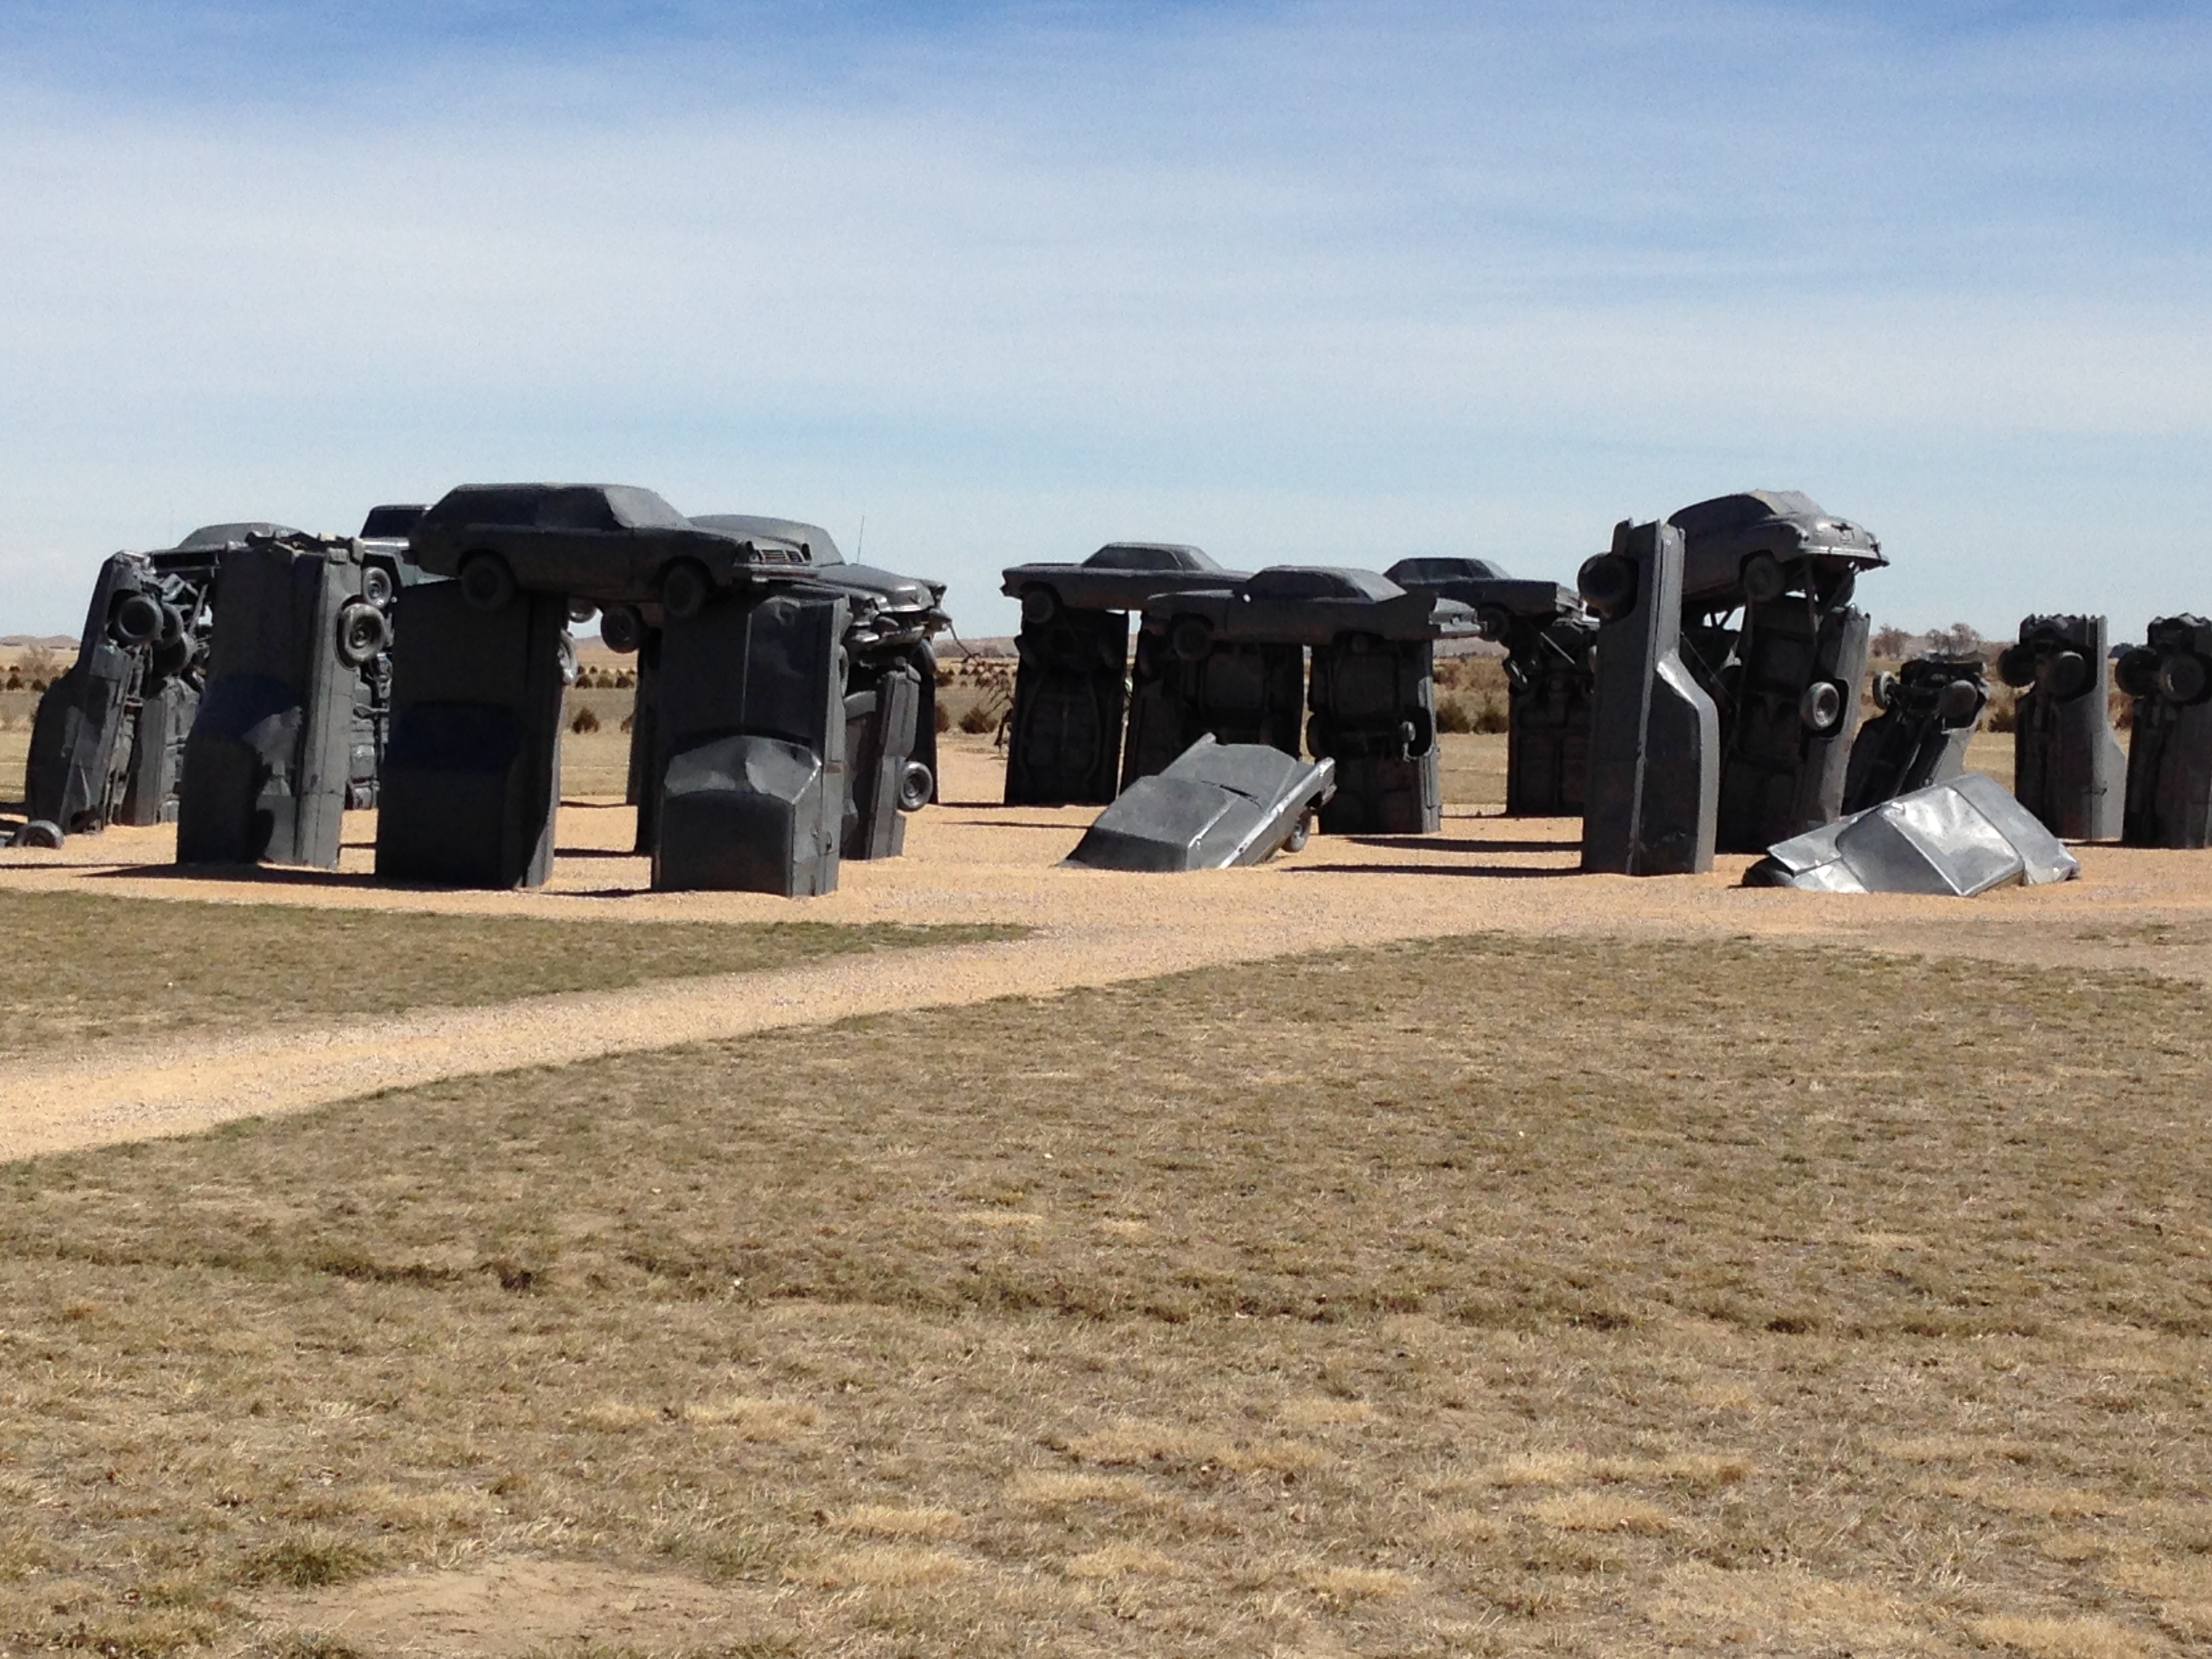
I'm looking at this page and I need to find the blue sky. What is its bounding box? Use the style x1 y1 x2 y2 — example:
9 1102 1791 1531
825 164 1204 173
1 1 2206 638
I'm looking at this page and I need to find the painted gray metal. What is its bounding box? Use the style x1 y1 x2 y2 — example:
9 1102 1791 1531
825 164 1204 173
176 535 371 868
1065 737 1334 872
375 581 567 888
1000 544 1238 619
1122 633 1303 790
1843 657 1987 814
1132 567 1473 832
409 484 811 613
1578 519 1719 876
2118 615 2212 848
1746 772 2078 895
1668 492 1879 853
1382 559 1595 817
1666 490 1885 612
1000 543 1250 808
2000 615 2125 842
22 554 149 837
1306 635 1442 834
844 644 935 861
651 587 851 896
1006 607 1130 806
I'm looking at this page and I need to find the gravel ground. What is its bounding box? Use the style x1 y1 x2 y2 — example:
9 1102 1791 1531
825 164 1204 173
3 735 2207 1162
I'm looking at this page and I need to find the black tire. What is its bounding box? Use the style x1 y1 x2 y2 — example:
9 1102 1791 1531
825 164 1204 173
1996 643 2038 689
1798 680 1845 733
1284 815 1311 854
1740 552 1787 604
2116 647 2160 700
361 565 396 609
659 559 713 621
459 551 517 612
600 604 645 655
567 596 599 625
11 819 64 849
110 591 163 646
1936 677 1985 729
896 760 935 813
1870 670 1898 711
1169 615 1212 663
2047 649 2092 701
1576 554 1635 621
558 633 579 687
335 601 390 668
1475 605 1512 643
1020 586 1059 628
2158 653 2209 705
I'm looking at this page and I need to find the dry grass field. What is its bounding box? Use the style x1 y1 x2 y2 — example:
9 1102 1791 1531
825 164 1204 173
0 888 1012 1059
1 933 2208 1656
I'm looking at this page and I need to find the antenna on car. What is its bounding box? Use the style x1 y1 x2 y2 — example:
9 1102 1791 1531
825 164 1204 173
856 514 866 560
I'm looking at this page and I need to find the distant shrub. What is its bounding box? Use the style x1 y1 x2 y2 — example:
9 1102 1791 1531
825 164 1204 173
619 714 634 734
1435 697 1474 735
935 700 953 733
570 707 601 735
1474 693 1509 734
1985 693 2015 734
958 704 998 736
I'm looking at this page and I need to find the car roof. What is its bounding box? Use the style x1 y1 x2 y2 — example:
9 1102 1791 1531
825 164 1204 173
1666 490 1826 538
173 522 304 548
421 483 691 531
1385 556 1511 585
1082 543 1222 573
1241 565 1404 602
689 515 843 565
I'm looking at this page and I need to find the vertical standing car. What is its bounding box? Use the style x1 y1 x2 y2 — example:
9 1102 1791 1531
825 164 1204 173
1668 491 1884 853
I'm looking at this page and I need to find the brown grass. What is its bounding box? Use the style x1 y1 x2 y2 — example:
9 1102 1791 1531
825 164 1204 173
0 888 1015 1057
0 932 2208 1654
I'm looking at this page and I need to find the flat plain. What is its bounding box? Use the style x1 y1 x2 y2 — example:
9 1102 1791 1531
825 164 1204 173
1 733 2208 1657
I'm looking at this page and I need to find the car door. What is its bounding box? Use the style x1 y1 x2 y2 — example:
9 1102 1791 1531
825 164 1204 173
533 487 629 597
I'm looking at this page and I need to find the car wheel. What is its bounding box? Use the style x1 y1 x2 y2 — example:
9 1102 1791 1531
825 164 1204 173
361 565 396 609
1870 670 1898 711
1936 677 1984 729
459 551 517 612
1284 813 1311 854
600 603 645 655
2116 647 2160 700
335 601 391 668
110 590 164 646
1740 552 1787 605
1996 643 2038 689
568 596 599 625
896 760 935 812
1169 615 1212 663
1576 553 1635 621
2158 653 2209 705
659 559 713 621
2047 649 2092 701
1798 680 1845 733
10 819 64 849
1020 586 1059 628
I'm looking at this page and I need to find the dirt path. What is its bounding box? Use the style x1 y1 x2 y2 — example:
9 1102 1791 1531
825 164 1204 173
7 741 2211 1161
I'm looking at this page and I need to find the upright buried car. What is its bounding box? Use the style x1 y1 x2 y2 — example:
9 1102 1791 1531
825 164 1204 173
1137 567 1478 834
1668 490 1885 852
19 522 300 844
998 543 1252 806
1384 558 1597 817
